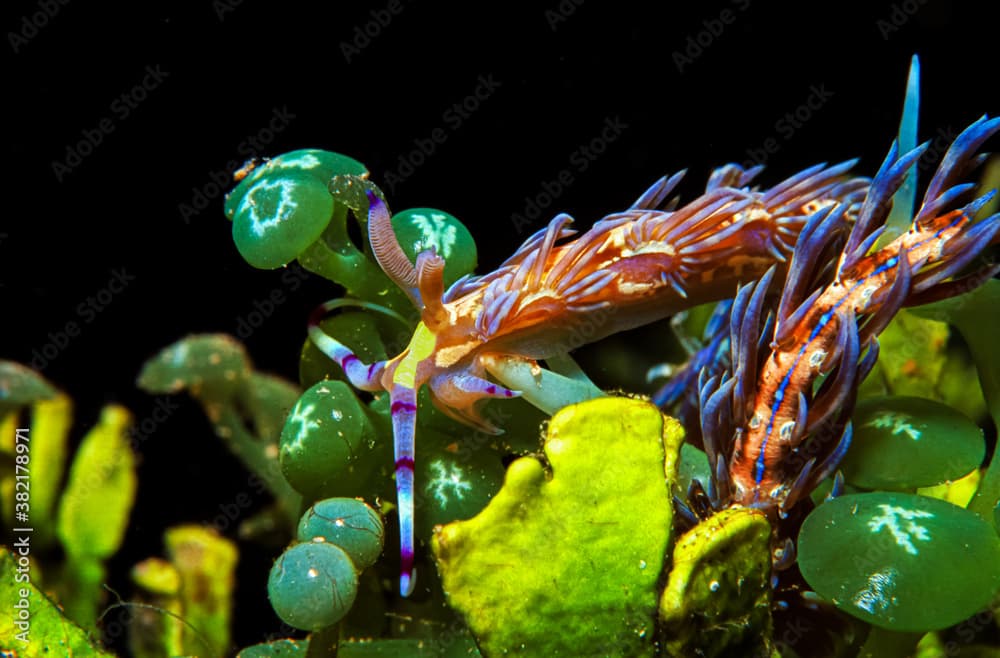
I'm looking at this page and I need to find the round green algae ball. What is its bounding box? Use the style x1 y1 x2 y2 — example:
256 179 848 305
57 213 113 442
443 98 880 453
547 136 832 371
297 498 384 571
799 491 1000 631
414 429 507 537
224 149 368 221
232 170 334 269
279 381 381 501
391 208 477 287
843 396 984 491
267 541 358 631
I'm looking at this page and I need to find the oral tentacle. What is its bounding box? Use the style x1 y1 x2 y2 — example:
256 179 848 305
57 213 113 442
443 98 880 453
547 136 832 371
308 299 390 391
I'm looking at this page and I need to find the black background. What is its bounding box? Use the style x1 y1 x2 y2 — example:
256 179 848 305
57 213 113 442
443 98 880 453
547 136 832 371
4 0 999 651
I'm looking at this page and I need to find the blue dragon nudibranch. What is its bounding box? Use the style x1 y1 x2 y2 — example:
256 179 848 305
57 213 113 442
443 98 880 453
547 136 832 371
310 155 873 594
694 116 1000 519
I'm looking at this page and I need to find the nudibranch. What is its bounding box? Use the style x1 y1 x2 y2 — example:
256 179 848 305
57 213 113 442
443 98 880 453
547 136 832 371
310 159 873 594
695 115 1000 519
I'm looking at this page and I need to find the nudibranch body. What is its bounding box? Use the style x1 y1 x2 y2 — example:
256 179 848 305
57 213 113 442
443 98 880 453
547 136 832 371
312 160 873 594
695 116 1000 517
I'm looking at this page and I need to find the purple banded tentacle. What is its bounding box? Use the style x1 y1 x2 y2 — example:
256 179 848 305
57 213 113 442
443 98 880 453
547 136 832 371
389 384 418 597
308 299 395 392
427 370 521 433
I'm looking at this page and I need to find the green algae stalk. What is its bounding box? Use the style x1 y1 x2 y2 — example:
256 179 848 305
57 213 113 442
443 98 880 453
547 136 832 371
165 525 238 656
54 405 137 628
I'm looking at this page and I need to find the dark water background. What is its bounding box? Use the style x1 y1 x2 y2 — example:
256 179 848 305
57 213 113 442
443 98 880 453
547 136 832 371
4 0 999 650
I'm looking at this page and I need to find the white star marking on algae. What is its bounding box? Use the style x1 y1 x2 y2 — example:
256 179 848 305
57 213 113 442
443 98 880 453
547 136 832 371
864 411 922 440
274 153 322 170
245 179 299 237
410 213 457 258
284 401 320 452
426 460 472 507
867 504 934 555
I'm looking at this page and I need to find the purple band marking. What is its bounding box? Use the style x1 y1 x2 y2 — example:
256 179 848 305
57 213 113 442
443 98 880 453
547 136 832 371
391 401 418 413
395 457 415 471
341 354 360 367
